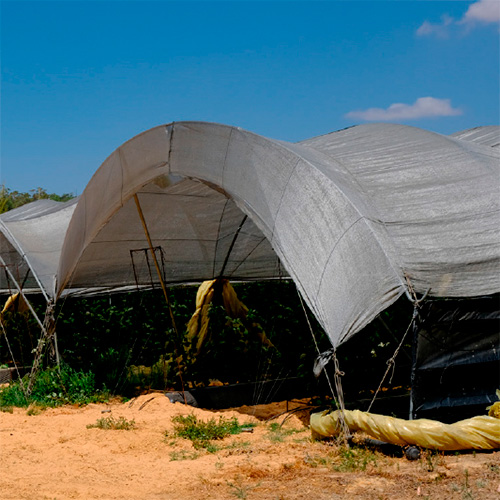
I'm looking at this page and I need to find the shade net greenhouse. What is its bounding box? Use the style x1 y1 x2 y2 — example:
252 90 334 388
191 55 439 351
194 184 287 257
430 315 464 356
0 198 78 298
1 122 499 352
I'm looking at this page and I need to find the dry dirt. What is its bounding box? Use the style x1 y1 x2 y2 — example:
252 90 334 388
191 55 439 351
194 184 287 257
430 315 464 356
1 393 499 500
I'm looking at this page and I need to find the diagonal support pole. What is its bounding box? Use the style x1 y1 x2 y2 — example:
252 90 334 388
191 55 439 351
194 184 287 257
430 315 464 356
0 255 59 395
133 194 180 339
133 194 187 401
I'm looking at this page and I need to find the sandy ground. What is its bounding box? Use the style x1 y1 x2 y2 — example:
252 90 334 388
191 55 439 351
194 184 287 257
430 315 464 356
1 393 499 500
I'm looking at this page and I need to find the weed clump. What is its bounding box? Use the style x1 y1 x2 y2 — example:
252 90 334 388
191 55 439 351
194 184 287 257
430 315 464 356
168 414 253 451
169 450 200 461
266 422 304 443
334 445 378 472
87 415 136 430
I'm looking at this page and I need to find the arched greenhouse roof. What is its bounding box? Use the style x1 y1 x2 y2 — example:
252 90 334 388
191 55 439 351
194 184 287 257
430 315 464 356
47 121 499 347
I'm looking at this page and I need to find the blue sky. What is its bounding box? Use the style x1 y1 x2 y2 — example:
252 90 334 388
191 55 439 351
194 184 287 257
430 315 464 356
1 1 499 195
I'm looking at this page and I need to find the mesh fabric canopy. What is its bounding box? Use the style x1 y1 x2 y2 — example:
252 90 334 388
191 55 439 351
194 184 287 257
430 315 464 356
1 122 498 347
0 198 78 298
47 121 499 347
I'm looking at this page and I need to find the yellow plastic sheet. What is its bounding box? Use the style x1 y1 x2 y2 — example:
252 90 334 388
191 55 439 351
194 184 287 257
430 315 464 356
310 408 500 451
186 280 217 354
0 293 28 319
186 279 273 358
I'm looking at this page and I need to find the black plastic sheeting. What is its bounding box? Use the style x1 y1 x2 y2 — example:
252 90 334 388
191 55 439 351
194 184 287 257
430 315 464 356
411 294 500 423
188 377 313 410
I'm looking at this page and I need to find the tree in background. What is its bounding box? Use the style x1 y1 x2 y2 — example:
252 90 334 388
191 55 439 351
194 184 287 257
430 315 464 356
0 185 74 214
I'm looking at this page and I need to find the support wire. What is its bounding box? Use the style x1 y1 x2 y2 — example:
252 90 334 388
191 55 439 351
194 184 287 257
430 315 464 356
296 288 351 445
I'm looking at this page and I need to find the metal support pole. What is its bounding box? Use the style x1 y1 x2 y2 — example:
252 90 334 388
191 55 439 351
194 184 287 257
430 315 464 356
409 308 420 420
0 255 48 336
0 257 61 393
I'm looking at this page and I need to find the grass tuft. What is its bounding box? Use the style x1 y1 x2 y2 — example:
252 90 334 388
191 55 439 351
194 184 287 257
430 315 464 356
26 403 44 416
266 422 304 443
169 450 200 461
334 445 378 472
87 415 136 430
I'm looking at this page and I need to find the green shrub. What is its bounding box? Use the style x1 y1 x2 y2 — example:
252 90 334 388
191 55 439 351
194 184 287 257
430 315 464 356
0 382 29 408
0 364 109 409
168 414 253 451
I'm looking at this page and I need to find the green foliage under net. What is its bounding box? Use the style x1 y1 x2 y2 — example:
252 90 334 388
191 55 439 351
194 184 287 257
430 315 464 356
0 364 109 409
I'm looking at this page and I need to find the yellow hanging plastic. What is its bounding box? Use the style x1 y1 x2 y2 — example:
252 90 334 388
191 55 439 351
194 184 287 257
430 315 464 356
186 279 274 359
186 280 217 355
310 408 500 451
0 293 28 319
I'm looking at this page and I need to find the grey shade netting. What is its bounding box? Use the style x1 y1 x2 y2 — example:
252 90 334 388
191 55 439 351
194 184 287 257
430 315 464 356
0 199 78 298
1 122 499 347
450 126 500 148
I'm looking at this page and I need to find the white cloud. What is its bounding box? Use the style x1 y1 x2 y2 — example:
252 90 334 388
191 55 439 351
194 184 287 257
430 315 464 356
417 0 500 37
416 15 453 38
345 97 463 122
463 0 500 23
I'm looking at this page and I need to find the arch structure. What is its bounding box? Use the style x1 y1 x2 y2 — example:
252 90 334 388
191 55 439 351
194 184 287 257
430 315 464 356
0 198 78 300
1 122 498 348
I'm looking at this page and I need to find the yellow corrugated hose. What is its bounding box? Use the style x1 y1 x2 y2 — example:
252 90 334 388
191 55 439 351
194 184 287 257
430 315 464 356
310 406 500 451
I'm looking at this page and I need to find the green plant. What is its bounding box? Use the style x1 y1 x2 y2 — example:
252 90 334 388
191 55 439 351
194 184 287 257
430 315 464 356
303 453 332 468
420 449 444 473
266 422 304 443
26 404 43 416
168 414 253 451
0 365 109 409
488 463 499 473
86 415 136 430
334 445 378 472
451 470 475 499
0 382 28 409
203 442 221 453
169 450 200 461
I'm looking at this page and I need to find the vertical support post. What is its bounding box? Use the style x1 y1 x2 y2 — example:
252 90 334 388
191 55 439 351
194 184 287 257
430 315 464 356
409 307 420 420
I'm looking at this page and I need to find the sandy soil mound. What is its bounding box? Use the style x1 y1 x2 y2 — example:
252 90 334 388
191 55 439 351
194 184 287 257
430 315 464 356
1 395 499 499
